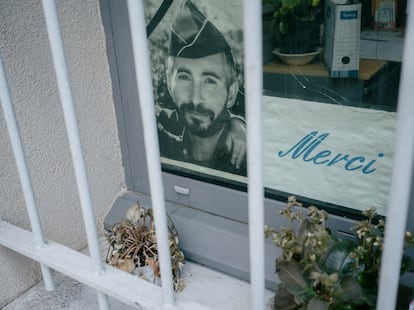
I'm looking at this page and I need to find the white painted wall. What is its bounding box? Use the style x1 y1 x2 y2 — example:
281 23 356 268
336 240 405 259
0 0 124 307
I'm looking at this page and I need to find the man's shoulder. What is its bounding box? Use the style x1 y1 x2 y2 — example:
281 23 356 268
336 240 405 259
213 150 246 176
211 126 246 176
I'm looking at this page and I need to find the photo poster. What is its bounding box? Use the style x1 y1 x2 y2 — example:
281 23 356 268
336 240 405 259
144 0 397 215
145 0 246 176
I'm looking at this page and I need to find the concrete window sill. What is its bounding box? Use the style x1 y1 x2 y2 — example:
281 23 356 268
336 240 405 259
3 260 274 310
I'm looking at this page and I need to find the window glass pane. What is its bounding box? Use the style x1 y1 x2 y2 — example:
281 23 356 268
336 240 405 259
145 0 406 217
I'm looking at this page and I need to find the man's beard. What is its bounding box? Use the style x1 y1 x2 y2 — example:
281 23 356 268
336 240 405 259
179 102 228 138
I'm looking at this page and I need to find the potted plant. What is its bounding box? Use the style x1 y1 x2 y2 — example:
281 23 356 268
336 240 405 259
265 196 414 309
105 203 185 291
263 0 324 57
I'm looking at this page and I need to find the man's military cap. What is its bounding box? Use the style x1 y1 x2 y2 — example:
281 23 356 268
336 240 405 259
168 0 231 58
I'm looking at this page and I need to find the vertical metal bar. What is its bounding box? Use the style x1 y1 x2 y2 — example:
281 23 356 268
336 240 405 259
243 0 265 309
0 54 55 292
40 1 109 309
377 2 414 310
126 0 175 307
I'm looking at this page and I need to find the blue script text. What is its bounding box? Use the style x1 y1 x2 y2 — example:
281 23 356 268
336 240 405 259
278 131 384 174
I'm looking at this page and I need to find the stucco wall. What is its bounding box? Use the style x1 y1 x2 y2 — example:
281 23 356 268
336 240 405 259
0 0 124 307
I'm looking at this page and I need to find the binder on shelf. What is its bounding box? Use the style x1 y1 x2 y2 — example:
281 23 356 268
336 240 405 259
324 0 362 78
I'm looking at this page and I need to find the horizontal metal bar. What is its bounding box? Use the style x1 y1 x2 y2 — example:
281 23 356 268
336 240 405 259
0 221 212 310
0 221 161 309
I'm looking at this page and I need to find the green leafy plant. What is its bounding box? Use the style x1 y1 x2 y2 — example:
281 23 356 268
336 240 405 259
263 0 324 54
263 0 324 34
105 203 185 291
265 196 414 309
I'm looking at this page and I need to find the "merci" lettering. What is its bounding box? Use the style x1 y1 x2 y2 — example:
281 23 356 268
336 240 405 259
277 131 384 174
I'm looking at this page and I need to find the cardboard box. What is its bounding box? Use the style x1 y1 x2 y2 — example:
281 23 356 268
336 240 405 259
324 0 362 78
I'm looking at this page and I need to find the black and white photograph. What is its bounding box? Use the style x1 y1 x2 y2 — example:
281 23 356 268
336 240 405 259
144 0 247 177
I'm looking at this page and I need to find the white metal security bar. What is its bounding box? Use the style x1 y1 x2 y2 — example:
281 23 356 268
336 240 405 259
41 0 110 308
377 1 414 309
243 1 265 310
126 0 175 306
